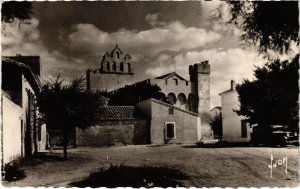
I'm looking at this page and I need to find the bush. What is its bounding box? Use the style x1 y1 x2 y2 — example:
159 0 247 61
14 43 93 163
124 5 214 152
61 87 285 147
2 160 26 182
70 164 189 187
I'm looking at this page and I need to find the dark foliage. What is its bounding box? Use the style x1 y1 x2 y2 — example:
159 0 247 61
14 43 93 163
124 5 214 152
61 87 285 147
227 1 299 55
236 55 299 132
209 113 223 140
101 83 165 106
3 160 26 182
36 76 104 159
2 1 33 23
70 164 189 187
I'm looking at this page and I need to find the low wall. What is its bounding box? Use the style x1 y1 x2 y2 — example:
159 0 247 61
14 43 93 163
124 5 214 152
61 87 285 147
76 119 149 147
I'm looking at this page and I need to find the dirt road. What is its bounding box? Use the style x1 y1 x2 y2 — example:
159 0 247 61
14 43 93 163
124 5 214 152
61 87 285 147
3 145 299 187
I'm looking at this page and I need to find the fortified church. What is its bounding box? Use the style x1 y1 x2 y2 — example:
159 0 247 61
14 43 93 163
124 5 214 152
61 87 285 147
86 45 211 118
80 45 212 145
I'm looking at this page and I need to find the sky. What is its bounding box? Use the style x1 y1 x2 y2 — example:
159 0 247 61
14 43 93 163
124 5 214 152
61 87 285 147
2 1 297 109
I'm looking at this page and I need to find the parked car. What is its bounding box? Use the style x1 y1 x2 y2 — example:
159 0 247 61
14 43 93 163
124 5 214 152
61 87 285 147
250 125 293 147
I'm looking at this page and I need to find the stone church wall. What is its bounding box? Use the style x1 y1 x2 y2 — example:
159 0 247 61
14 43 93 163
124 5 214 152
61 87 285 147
87 69 134 92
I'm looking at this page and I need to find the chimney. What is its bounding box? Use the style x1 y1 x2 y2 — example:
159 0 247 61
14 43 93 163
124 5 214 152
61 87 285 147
231 80 236 90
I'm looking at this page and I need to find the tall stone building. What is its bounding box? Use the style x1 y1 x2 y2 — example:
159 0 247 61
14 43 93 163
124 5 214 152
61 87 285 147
189 61 211 122
86 45 134 92
86 45 211 121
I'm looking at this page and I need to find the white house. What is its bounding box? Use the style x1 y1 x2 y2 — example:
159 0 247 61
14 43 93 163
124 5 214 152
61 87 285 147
219 80 252 142
2 56 47 165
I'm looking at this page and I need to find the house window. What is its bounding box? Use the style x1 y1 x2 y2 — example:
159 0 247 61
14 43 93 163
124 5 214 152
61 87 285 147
169 107 173 115
241 120 247 138
165 122 176 139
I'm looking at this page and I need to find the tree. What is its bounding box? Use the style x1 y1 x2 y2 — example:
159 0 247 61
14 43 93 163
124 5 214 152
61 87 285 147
102 83 164 106
227 1 299 55
2 1 33 23
37 76 104 159
235 55 299 132
209 113 223 141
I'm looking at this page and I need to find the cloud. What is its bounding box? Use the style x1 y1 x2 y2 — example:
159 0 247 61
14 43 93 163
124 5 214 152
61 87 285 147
67 18 222 58
2 18 89 83
145 13 166 28
145 48 266 108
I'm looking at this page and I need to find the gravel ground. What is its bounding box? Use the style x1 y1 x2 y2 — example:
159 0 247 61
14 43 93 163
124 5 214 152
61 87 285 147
2 145 299 187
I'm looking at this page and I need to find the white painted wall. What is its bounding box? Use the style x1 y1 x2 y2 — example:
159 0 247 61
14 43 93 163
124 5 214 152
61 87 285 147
221 90 252 142
2 94 23 164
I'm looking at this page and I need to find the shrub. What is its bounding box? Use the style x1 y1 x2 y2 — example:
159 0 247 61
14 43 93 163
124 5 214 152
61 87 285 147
2 160 26 182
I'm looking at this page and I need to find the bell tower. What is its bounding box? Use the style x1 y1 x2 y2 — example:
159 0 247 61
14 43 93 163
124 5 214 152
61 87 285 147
189 61 211 123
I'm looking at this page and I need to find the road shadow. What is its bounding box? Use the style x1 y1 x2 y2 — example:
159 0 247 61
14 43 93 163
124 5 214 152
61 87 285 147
69 164 190 187
181 142 297 148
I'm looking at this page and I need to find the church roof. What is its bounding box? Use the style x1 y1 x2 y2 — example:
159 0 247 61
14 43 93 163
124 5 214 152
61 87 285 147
154 72 188 81
111 44 123 55
124 54 131 59
98 106 146 120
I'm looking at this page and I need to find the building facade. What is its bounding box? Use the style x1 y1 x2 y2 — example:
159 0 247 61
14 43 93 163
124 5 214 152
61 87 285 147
86 45 211 123
2 56 46 166
137 98 201 144
219 80 252 142
86 45 134 92
76 106 150 146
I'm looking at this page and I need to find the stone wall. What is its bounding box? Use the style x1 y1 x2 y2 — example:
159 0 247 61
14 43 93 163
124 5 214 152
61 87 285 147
87 70 134 92
76 119 149 146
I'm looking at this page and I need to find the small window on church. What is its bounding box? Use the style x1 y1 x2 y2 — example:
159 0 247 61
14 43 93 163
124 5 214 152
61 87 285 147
165 80 168 85
107 62 110 71
120 62 124 72
169 107 173 115
174 79 178 85
186 81 188 86
116 51 120 59
112 62 116 71
127 63 131 72
165 122 176 139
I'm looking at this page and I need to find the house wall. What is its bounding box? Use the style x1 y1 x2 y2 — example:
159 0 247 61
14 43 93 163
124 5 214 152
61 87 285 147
137 99 201 144
76 119 149 146
22 75 46 155
221 90 252 142
38 124 47 151
2 94 23 164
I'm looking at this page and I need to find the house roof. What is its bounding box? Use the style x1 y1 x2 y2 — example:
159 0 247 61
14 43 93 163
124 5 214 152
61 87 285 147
2 57 41 93
4 55 41 76
219 88 236 96
210 106 222 112
98 106 146 121
138 98 199 117
154 72 188 81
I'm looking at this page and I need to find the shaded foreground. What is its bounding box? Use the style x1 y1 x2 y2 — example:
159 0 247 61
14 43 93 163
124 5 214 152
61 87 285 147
70 164 188 187
3 145 299 187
